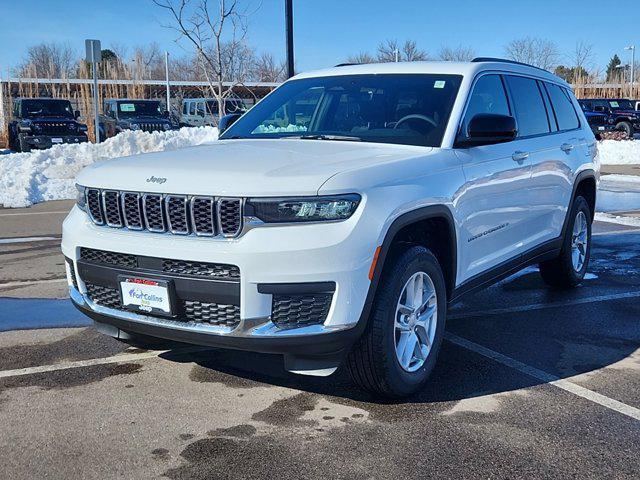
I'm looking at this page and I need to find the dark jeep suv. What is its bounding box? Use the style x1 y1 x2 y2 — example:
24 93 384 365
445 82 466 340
578 98 640 137
100 99 175 140
8 98 88 152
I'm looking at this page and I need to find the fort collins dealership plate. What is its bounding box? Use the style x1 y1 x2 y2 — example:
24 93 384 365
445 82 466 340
119 276 175 316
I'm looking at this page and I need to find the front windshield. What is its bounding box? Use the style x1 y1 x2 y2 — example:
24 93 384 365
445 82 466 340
117 101 162 118
221 74 462 147
22 99 74 118
609 99 634 110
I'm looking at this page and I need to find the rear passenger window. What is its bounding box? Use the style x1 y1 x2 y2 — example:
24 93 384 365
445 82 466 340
546 83 580 131
505 75 550 137
462 74 510 135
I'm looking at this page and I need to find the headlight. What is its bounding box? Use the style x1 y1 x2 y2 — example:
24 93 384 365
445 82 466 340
163 123 172 131
246 194 361 223
130 123 140 130
78 124 88 132
608 117 616 124
18 121 32 133
76 185 86 211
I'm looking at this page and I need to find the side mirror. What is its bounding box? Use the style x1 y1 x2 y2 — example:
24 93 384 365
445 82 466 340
218 113 242 134
74 110 81 119
459 114 517 147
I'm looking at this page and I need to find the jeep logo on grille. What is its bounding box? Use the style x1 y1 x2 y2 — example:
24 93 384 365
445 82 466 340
146 176 167 184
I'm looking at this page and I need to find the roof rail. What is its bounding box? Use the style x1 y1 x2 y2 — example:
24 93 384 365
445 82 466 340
471 57 550 73
334 63 360 67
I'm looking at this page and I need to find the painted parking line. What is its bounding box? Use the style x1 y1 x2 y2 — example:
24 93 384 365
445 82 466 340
593 228 640 236
0 211 69 217
0 346 211 379
0 278 67 289
0 236 61 244
446 333 640 422
448 290 640 320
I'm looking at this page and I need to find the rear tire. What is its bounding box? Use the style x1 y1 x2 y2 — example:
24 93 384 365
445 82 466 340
347 245 447 398
539 196 591 288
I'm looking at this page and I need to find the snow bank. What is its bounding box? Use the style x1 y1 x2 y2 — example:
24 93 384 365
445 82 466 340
598 140 640 165
0 126 218 208
597 174 640 213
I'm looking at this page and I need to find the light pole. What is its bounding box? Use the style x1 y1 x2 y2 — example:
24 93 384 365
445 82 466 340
624 45 635 86
165 51 170 113
285 0 294 78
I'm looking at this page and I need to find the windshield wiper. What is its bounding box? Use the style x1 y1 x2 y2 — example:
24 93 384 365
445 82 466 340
297 134 362 142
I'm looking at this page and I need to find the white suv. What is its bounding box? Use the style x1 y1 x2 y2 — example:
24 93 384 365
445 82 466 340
62 59 598 397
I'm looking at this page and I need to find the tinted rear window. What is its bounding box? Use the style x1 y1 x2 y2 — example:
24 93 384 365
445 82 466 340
505 75 550 137
546 83 580 131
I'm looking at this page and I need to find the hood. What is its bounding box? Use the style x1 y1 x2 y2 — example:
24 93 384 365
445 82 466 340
76 138 430 196
25 116 75 124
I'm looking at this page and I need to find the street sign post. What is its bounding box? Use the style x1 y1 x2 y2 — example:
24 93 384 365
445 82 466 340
85 39 102 143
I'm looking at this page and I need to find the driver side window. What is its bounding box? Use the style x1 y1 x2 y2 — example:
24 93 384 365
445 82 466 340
462 75 510 136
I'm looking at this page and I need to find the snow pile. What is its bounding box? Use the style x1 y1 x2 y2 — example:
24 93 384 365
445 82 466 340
0 126 218 208
597 174 640 213
598 140 640 165
252 124 308 134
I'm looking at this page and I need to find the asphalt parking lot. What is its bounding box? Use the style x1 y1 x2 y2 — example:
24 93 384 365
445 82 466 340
1 202 639 479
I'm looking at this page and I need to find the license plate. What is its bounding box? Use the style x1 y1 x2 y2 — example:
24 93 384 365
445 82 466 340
119 276 174 316
598 126 605 131
51 137 63 144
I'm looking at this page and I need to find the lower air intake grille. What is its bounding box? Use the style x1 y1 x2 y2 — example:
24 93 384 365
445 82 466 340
84 283 240 328
80 248 138 269
183 301 240 327
162 259 240 280
85 283 121 309
271 293 333 329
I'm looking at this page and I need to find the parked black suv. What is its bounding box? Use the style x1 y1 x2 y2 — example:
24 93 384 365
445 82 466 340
8 98 88 152
578 98 640 137
100 99 175 140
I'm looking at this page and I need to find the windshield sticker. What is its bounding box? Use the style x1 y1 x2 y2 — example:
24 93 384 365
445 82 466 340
120 103 136 112
610 101 619 108
434 80 446 89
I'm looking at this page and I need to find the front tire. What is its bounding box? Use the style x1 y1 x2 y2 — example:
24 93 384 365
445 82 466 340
18 135 31 153
616 121 633 138
539 196 591 288
347 245 447 398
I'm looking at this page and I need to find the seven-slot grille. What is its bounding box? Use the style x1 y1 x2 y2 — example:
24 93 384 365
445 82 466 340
85 189 242 237
139 123 165 133
38 122 73 135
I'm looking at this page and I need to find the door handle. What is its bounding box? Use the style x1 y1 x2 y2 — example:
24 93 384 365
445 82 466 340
561 143 574 153
512 151 529 162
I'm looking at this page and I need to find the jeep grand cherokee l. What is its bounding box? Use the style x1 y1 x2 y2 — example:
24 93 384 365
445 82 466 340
8 98 88 152
63 59 599 397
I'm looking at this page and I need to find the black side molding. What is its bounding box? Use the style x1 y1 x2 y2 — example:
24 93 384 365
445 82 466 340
257 282 336 295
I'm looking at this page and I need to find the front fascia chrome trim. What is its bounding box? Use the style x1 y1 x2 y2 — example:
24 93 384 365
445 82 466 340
101 190 123 228
70 286 353 339
165 194 190 235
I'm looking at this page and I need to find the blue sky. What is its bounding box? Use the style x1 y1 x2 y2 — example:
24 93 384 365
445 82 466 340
1 0 639 76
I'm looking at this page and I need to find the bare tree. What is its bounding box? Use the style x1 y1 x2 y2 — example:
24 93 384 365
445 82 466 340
132 43 165 79
153 0 257 116
504 37 559 71
251 52 285 81
438 45 476 62
16 42 78 78
572 40 594 71
346 52 376 64
376 39 428 62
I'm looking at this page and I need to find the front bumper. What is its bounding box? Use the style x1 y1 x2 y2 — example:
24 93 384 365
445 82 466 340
62 205 375 372
21 134 88 149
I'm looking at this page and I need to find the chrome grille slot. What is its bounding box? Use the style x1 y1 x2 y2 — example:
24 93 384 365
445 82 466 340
86 188 104 225
166 195 189 234
102 190 123 227
122 192 143 230
190 197 216 236
143 194 165 232
218 198 243 237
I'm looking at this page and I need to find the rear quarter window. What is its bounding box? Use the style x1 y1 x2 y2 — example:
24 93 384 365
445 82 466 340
505 75 550 137
546 83 580 131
